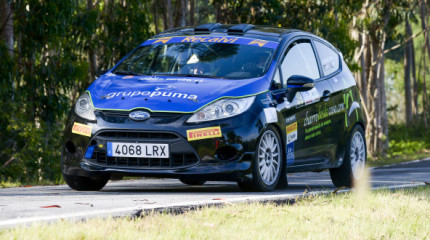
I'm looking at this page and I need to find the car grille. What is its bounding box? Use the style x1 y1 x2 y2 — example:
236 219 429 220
85 130 199 169
92 152 198 168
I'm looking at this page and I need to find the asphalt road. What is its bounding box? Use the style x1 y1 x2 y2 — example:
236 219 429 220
1 159 429 228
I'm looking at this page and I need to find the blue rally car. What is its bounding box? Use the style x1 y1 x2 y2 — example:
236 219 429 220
62 23 367 191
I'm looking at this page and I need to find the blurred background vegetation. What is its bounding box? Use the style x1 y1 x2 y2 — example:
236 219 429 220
1 0 430 185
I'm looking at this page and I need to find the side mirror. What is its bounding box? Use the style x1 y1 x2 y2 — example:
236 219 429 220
286 75 315 92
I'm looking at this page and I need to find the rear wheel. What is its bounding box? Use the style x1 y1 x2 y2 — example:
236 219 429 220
63 173 109 191
237 126 283 192
330 125 367 188
179 179 206 185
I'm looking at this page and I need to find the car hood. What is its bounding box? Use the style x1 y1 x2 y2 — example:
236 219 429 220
87 73 270 113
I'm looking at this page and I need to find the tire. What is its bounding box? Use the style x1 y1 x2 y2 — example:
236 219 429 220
237 125 283 192
179 179 206 185
63 173 110 191
330 125 367 188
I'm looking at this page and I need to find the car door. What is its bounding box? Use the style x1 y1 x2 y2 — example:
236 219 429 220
275 38 335 169
312 39 347 165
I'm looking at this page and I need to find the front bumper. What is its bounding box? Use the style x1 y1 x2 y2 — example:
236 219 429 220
62 108 263 181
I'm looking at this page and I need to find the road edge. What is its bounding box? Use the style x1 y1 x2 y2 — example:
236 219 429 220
0 182 426 229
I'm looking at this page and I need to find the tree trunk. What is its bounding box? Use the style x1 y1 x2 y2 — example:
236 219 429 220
189 0 194 26
180 0 187 27
365 7 390 157
87 0 97 83
152 0 159 33
165 0 173 29
410 29 418 119
423 44 428 128
0 0 13 57
420 0 430 126
404 19 413 126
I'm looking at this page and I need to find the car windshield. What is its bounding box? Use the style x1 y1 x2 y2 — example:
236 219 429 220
113 41 275 79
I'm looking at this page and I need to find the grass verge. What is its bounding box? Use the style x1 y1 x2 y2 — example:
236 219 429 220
1 186 429 240
368 150 430 167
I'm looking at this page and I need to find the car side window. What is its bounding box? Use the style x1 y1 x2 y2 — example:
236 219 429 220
280 40 320 85
314 41 340 76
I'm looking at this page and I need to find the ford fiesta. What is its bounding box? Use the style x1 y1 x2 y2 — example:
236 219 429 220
62 23 367 192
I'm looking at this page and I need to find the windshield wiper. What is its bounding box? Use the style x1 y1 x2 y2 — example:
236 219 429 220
112 70 143 76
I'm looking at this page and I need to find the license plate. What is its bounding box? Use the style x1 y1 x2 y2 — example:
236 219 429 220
107 142 169 158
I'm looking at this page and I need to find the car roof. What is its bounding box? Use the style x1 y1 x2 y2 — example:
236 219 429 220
152 23 312 42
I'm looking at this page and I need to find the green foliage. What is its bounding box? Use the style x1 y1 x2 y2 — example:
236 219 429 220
0 0 152 185
387 123 430 157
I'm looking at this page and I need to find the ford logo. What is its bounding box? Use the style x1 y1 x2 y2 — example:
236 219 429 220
129 111 150 121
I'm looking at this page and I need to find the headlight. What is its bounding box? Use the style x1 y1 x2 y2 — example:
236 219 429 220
74 92 96 121
187 96 255 123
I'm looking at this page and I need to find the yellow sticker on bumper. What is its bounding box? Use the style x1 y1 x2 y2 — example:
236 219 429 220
187 126 222 141
72 122 92 137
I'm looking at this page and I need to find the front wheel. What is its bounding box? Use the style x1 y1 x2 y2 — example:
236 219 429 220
237 126 283 192
330 125 367 188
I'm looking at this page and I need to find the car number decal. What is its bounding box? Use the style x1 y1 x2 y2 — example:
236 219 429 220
187 126 222 141
72 122 92 137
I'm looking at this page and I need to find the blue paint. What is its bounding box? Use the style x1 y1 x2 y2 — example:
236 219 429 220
107 142 113 157
85 146 95 159
87 70 273 113
287 85 302 88
286 142 295 165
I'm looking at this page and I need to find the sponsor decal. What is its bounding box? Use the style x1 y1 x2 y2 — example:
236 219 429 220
343 89 359 127
187 126 222 141
301 88 320 105
286 122 298 144
286 122 297 133
138 76 164 82
303 102 345 141
263 108 278 123
248 39 268 47
72 122 92 137
153 37 173 44
155 84 176 91
141 36 279 49
104 90 198 100
321 56 335 72
261 94 272 105
181 36 238 44
286 142 295 165
295 92 304 107
285 115 296 124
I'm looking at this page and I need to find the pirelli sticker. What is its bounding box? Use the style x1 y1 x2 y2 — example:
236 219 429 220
72 122 92 137
286 122 298 144
187 126 222 141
